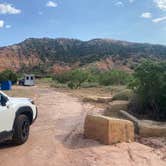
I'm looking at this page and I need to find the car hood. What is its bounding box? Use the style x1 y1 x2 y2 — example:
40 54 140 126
9 97 32 104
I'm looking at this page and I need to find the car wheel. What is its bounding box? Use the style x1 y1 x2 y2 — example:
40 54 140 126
13 114 30 145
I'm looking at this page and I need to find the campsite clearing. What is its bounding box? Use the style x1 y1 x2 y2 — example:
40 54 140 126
0 85 165 166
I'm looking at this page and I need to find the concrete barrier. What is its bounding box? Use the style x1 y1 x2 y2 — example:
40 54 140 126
82 96 112 103
120 110 139 133
84 115 134 145
120 110 166 137
139 120 166 137
108 100 129 112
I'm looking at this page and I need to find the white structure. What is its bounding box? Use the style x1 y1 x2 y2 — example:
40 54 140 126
24 74 35 86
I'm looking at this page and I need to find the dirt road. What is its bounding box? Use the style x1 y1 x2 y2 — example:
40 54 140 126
0 86 165 166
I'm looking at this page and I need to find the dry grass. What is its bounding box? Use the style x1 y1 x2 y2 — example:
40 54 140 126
52 85 129 111
4 85 36 99
68 87 112 98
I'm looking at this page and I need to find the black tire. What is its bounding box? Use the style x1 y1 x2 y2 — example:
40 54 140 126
13 115 30 145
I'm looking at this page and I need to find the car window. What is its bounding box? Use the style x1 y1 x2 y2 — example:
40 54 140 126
26 77 29 80
31 76 33 80
0 93 8 106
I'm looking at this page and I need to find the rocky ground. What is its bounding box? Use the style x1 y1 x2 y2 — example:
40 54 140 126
0 85 165 166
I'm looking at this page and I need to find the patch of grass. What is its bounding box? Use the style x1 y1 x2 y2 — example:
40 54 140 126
105 85 127 94
36 77 53 84
81 82 99 88
112 89 133 101
51 82 68 89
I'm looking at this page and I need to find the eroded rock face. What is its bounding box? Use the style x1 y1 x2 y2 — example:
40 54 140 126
51 64 71 74
84 115 134 145
1 37 166 74
0 46 41 72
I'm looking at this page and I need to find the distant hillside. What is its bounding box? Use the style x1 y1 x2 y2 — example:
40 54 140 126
0 38 166 74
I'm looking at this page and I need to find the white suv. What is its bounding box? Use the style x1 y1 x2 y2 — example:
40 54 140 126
0 91 37 145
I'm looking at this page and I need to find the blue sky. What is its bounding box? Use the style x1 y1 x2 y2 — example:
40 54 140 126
0 0 166 46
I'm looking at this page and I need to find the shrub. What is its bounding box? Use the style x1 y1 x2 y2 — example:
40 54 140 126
54 69 89 89
0 69 17 84
53 72 72 84
99 70 131 86
129 60 166 121
67 82 75 89
53 69 132 89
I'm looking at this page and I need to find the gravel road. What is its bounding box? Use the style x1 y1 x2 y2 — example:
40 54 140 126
0 86 165 166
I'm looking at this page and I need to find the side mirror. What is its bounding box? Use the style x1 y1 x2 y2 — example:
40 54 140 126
5 100 11 108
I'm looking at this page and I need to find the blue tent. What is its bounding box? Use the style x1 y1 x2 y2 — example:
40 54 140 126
1 81 12 90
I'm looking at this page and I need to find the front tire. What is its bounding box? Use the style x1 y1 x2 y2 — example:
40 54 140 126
13 115 30 145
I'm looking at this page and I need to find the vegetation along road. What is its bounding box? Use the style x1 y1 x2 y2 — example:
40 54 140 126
0 85 165 166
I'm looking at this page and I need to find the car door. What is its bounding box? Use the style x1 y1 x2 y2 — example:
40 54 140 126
0 93 14 132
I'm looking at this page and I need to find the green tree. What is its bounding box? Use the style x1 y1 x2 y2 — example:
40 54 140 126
129 60 166 121
68 70 89 89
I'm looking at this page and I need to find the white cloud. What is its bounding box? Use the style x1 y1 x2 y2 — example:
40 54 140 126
154 0 166 10
152 16 166 23
129 0 135 3
0 3 21 14
5 25 11 29
46 1 58 8
115 1 124 7
141 12 152 18
0 20 4 28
